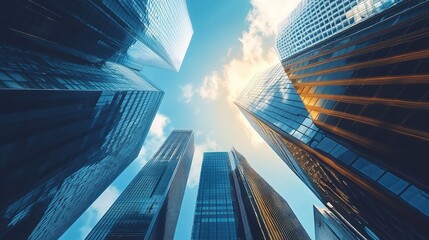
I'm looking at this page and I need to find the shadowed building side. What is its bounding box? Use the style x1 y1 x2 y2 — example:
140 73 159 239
0 0 193 71
0 47 163 240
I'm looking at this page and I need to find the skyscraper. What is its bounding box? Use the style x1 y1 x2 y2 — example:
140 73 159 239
0 0 193 71
235 64 429 239
276 0 429 191
192 149 309 240
313 206 363 240
231 148 310 240
86 130 194 240
0 47 163 240
192 152 245 240
0 0 194 238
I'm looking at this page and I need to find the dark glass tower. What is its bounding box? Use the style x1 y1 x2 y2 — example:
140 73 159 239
0 0 193 71
313 205 363 240
0 47 163 240
235 65 429 239
277 0 429 192
192 150 309 240
0 0 194 238
86 130 194 240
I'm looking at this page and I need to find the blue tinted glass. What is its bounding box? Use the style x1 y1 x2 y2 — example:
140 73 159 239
352 158 385 181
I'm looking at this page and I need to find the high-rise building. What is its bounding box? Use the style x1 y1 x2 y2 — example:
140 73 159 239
86 130 194 240
0 0 194 238
192 152 245 240
276 0 429 192
231 148 310 240
235 64 429 239
192 150 309 240
0 0 193 71
0 47 163 240
314 205 363 240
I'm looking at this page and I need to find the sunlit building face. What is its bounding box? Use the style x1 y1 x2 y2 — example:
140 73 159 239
236 64 429 239
277 0 429 195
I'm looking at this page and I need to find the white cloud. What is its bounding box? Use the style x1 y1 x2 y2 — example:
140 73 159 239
79 186 120 239
199 72 222 100
187 138 219 187
197 0 300 144
180 83 194 103
136 113 172 165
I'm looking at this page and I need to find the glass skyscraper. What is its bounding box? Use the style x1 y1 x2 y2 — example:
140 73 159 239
276 0 429 193
0 0 194 238
86 130 194 240
235 64 429 239
0 0 193 71
0 46 163 240
192 149 309 240
192 152 245 240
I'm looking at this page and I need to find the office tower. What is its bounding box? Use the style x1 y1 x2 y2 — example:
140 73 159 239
86 130 194 240
0 47 163 240
235 64 429 239
192 150 309 240
231 148 310 240
192 152 245 240
0 0 193 71
314 206 363 240
0 0 195 238
276 0 429 192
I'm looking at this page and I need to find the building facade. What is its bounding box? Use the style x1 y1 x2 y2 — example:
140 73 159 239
0 47 163 240
314 206 363 240
231 148 310 240
277 0 429 192
192 152 245 240
86 130 194 240
276 0 403 61
0 0 195 238
0 0 193 71
192 150 309 240
235 65 429 239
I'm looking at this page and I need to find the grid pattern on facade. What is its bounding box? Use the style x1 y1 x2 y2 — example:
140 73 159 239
0 0 193 71
280 0 429 190
0 47 163 239
85 130 194 240
231 149 310 240
235 64 429 239
276 0 402 60
192 152 244 240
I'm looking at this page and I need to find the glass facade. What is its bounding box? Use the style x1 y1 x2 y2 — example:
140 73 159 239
192 152 245 240
279 0 429 192
86 130 194 240
314 206 362 240
231 148 310 240
235 64 429 239
0 46 163 240
192 149 310 240
276 0 402 60
0 0 193 71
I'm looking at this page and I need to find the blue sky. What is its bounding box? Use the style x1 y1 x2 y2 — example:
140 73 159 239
60 0 323 239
